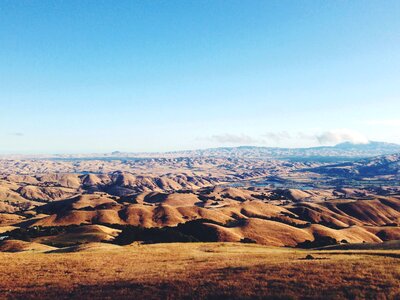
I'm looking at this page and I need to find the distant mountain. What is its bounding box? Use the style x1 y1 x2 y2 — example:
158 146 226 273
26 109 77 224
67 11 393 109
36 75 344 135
309 153 400 178
3 141 399 161
332 141 400 151
165 141 400 160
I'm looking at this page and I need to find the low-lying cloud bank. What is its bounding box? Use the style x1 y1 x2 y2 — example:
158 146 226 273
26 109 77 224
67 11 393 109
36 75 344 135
315 129 369 145
204 129 369 147
207 134 260 145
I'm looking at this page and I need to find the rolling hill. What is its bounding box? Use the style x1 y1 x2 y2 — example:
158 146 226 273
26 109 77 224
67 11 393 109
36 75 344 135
310 153 400 178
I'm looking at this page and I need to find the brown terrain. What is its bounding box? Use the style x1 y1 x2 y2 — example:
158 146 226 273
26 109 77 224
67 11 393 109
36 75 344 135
0 153 400 299
0 243 399 299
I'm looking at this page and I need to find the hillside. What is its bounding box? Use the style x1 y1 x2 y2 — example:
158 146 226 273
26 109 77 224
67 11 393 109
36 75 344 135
170 141 400 159
0 243 399 299
310 154 400 178
0 183 399 248
0 151 399 250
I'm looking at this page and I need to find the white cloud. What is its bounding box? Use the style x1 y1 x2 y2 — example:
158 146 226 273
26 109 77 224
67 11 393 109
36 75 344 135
261 130 370 146
203 129 370 147
9 132 24 137
262 131 291 142
207 134 261 144
316 129 369 145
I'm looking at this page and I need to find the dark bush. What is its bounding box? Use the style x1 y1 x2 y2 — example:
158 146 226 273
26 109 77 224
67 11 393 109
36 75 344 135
112 226 199 245
296 235 338 249
240 238 257 244
2 225 79 242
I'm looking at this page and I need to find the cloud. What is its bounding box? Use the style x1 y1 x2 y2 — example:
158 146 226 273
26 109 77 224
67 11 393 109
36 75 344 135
262 131 322 143
207 134 261 144
203 129 369 147
10 132 24 137
316 129 369 145
296 132 316 140
262 131 291 142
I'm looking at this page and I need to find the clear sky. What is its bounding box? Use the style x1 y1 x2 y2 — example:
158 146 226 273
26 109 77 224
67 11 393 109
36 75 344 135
1 1 400 153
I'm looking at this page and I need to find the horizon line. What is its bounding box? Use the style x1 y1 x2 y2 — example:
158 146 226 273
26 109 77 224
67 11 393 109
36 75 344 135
0 140 398 157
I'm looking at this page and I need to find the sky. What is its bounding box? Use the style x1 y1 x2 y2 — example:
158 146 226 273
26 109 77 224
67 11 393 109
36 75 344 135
1 1 400 153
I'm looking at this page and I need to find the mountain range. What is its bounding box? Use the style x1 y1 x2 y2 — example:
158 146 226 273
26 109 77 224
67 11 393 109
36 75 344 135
171 141 400 160
2 141 399 161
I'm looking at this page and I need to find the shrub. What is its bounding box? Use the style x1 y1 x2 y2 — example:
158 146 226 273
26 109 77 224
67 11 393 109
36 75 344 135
240 238 257 244
297 235 338 249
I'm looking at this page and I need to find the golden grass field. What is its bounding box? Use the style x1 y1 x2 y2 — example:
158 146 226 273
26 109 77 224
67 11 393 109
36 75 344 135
0 242 399 299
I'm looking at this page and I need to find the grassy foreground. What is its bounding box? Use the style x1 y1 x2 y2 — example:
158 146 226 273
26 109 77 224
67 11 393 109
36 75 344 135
0 242 399 299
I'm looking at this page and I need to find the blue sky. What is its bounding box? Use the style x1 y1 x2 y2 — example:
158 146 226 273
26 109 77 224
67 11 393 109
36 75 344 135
1 1 400 153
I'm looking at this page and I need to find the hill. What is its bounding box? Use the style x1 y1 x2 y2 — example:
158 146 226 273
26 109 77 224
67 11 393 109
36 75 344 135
0 243 399 299
0 187 399 248
171 141 400 159
310 153 400 178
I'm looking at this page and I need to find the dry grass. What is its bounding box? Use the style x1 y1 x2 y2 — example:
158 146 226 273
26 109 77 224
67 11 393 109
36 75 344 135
0 243 399 299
